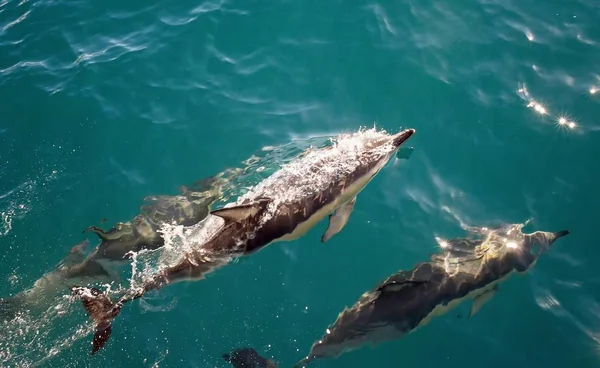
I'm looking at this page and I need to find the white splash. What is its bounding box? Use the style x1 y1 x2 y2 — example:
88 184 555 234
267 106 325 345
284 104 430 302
237 127 397 213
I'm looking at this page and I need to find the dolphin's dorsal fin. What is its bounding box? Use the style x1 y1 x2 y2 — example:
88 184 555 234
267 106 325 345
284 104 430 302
83 226 109 241
321 197 357 243
210 198 271 223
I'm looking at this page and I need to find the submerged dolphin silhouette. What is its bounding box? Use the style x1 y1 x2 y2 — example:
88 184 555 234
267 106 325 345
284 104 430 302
0 169 242 321
294 222 570 366
71 127 416 354
222 347 278 368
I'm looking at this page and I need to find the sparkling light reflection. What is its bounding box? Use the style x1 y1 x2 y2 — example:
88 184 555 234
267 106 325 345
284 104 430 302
556 115 577 130
525 31 534 41
435 236 449 249
518 82 581 133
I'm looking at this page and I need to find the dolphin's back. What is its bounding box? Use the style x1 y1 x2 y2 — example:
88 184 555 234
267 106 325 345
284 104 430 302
373 246 538 332
235 146 385 253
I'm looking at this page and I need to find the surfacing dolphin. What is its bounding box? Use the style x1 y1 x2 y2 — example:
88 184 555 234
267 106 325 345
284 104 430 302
294 222 569 367
0 170 241 321
71 127 416 354
222 347 278 368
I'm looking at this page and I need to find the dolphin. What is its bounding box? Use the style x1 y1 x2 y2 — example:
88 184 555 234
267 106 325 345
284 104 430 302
0 170 242 321
0 239 92 320
79 168 244 269
222 347 278 368
71 127 416 354
294 222 570 367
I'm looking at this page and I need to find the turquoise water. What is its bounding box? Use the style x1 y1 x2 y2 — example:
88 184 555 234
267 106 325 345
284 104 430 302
1 0 599 366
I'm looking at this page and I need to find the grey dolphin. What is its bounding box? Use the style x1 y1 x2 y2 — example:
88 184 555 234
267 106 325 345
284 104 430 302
0 170 241 321
78 168 243 269
0 239 92 319
222 347 278 368
71 127 416 354
294 222 570 367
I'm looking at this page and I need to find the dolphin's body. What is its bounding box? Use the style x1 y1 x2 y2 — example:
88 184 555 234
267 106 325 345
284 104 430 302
72 127 416 354
0 170 241 321
222 347 278 368
294 222 570 366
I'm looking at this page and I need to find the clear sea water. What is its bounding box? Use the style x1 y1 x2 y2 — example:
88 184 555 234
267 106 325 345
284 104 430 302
1 0 599 367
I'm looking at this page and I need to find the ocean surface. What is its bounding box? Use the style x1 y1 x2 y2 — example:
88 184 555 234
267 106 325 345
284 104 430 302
1 0 599 367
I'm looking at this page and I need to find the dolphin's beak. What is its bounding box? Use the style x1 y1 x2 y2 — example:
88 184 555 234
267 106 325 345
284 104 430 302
392 129 416 148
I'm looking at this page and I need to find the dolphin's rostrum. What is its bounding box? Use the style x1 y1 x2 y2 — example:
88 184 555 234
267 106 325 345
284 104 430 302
71 127 416 354
294 222 570 367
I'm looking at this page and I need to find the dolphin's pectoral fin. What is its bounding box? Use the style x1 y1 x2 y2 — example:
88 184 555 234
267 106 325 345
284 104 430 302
294 356 314 368
468 285 498 318
396 147 414 160
321 197 357 243
210 198 271 223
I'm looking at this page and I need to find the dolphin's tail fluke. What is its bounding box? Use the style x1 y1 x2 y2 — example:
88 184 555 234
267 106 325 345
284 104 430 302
0 294 26 321
71 286 124 354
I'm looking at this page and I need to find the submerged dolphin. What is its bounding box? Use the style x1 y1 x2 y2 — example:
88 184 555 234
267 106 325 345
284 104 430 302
75 171 242 275
294 222 570 366
71 127 416 354
0 170 241 321
0 239 93 320
222 347 278 368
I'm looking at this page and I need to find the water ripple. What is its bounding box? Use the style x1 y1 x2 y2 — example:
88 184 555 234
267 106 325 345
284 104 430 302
1 8 30 32
0 0 598 365
0 172 58 237
67 25 155 66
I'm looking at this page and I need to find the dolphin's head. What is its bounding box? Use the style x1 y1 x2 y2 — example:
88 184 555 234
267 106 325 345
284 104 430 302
523 229 570 256
392 128 416 149
364 128 415 152
480 225 570 273
384 128 416 165
354 128 416 176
